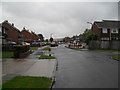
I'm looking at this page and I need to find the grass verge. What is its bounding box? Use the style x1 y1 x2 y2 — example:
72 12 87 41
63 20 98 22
30 47 39 50
112 55 120 61
39 55 55 59
42 47 51 51
2 76 52 88
0 51 14 58
93 48 120 52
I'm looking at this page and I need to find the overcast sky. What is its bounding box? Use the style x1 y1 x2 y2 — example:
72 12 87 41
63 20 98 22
1 2 118 39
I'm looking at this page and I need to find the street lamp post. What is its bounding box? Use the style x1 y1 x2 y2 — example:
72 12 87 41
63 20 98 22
50 33 53 38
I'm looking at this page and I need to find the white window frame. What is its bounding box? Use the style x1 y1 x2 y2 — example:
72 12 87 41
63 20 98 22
111 28 118 33
102 28 107 33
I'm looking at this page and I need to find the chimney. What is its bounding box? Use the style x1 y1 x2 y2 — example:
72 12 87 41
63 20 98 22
4 20 8 22
12 23 14 26
23 27 26 30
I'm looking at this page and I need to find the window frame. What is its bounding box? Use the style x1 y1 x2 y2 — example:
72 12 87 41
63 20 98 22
111 28 118 33
102 28 108 33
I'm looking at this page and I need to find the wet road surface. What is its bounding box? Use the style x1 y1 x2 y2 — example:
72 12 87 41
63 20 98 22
53 44 118 88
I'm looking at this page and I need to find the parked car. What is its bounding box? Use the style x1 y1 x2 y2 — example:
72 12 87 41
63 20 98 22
21 42 30 45
50 42 58 47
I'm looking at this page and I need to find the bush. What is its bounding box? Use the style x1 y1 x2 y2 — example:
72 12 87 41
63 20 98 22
2 44 15 51
14 45 30 53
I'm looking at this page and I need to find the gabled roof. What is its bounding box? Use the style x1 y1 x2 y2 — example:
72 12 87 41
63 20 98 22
2 20 21 33
94 20 120 28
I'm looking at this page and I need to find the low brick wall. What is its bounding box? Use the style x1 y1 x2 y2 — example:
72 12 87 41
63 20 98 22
14 45 31 58
19 50 32 58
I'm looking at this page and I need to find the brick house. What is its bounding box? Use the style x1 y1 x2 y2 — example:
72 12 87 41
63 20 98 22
63 37 71 43
1 20 23 43
70 34 83 44
31 31 39 41
21 28 39 43
91 20 120 41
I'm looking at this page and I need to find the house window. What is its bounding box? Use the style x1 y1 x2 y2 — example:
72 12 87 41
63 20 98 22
111 29 118 33
102 28 107 33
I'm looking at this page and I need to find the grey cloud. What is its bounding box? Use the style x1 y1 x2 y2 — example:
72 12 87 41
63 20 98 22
2 2 118 39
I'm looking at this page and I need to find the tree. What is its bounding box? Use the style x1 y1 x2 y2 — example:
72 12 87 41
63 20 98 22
83 29 99 44
38 34 44 42
45 39 48 42
50 37 53 42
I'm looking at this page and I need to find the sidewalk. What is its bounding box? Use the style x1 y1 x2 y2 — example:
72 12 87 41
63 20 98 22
22 59 56 78
2 46 57 83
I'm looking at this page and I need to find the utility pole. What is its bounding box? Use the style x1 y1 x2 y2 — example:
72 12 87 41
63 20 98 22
109 29 112 49
50 33 53 38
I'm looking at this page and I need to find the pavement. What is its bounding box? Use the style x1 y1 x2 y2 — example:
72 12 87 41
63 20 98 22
2 46 57 83
22 59 56 77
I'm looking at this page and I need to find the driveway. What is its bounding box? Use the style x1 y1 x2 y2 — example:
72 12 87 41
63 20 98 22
53 44 118 88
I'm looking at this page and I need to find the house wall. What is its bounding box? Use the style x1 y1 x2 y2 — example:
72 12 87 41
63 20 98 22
91 23 101 37
32 34 39 40
21 30 39 42
91 23 120 41
21 30 33 41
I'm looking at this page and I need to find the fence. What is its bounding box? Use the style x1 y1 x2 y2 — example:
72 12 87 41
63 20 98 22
89 40 120 50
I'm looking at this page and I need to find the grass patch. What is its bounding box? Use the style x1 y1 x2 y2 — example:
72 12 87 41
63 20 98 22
39 55 55 59
94 48 120 52
0 51 14 58
30 47 39 50
42 47 51 51
112 55 120 60
70 48 81 50
2 76 52 88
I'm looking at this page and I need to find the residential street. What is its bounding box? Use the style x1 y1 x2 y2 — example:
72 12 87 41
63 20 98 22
53 44 118 88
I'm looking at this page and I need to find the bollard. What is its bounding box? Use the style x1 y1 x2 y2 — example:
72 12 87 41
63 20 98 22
49 48 51 56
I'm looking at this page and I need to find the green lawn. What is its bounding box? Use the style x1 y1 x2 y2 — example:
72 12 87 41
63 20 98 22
112 55 120 60
42 47 51 51
2 76 52 88
39 55 56 59
94 48 120 52
0 51 14 58
30 47 39 50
